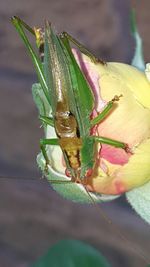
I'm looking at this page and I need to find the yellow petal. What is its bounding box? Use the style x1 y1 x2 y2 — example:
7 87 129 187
87 138 150 195
116 138 150 190
79 55 150 195
97 71 150 146
104 63 150 109
82 54 150 108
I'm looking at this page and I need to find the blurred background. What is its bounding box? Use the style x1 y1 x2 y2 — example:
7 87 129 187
0 0 150 266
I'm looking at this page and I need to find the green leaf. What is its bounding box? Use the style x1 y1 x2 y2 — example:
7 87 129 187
130 9 145 71
126 181 150 224
30 239 111 267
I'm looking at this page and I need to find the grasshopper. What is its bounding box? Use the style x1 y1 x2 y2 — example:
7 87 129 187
11 16 129 192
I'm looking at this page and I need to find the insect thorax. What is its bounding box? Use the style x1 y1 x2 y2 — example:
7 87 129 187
54 101 79 138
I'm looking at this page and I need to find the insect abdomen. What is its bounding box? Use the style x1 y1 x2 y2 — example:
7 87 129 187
58 137 82 170
55 101 82 170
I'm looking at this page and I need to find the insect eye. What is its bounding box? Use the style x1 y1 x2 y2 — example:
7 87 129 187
65 168 72 177
85 168 93 178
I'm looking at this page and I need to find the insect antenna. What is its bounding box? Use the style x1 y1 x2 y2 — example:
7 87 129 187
81 182 150 265
44 179 73 184
0 175 40 181
0 174 149 264
0 175 73 184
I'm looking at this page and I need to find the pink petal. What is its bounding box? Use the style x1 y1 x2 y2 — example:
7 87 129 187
100 145 130 165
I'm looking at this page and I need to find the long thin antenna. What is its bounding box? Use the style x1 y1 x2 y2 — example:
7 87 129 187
0 173 149 264
0 175 41 181
82 184 150 265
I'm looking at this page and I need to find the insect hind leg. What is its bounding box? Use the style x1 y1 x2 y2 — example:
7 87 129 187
60 31 105 64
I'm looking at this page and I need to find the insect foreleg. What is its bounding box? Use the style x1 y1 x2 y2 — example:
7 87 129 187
92 136 129 152
40 138 59 146
39 115 54 127
60 32 105 64
91 95 122 127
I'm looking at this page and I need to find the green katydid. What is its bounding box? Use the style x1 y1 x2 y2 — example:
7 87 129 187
11 16 129 191
9 16 150 265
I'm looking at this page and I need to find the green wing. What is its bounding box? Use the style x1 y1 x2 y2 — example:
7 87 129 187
44 23 95 138
60 34 95 137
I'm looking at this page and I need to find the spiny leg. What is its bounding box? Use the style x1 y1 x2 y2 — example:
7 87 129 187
11 16 50 105
90 95 122 127
92 136 130 152
60 31 105 64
